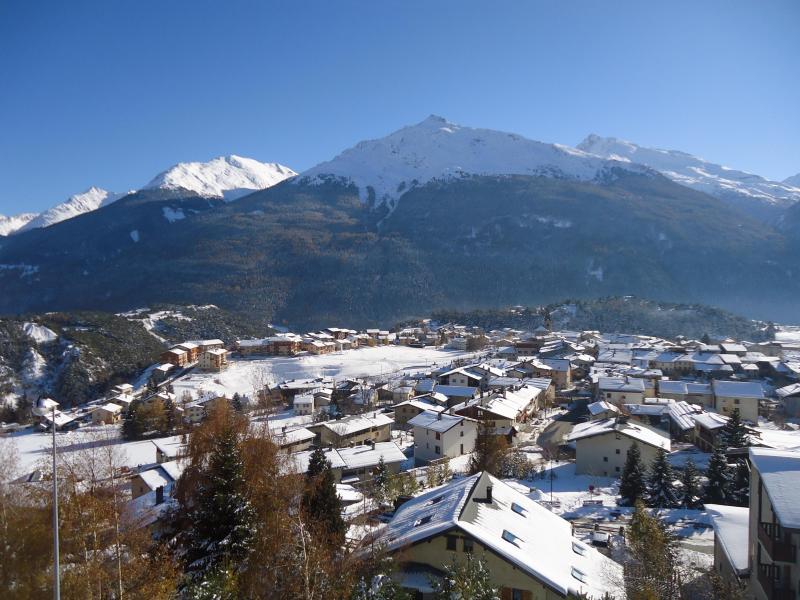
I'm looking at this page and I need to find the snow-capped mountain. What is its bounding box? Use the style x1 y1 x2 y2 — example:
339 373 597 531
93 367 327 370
784 173 800 188
143 155 297 201
299 115 649 208
0 212 38 236
577 134 800 219
18 186 127 233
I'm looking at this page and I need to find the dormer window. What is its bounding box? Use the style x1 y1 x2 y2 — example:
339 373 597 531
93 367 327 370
571 567 588 583
501 530 521 547
430 496 443 505
511 502 526 517
414 515 432 527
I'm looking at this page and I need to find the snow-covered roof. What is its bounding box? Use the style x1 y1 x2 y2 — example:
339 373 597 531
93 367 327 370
749 448 800 529
380 472 622 598
433 385 478 399
269 426 315 446
94 402 123 414
138 461 183 491
657 380 712 395
587 401 619 416
693 412 728 431
320 412 393 436
337 441 406 470
705 504 750 575
393 398 445 413
408 410 473 433
776 383 800 399
712 380 765 399
597 376 645 393
151 435 185 459
566 417 670 451
287 448 347 474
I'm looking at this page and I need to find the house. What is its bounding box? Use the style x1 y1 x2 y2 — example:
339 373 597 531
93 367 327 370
269 425 316 453
392 396 446 428
152 436 185 463
307 412 393 448
693 412 729 452
748 448 800 600
437 366 487 388
586 400 619 421
596 376 646 404
293 392 316 416
175 342 201 362
198 348 228 372
566 417 670 476
379 472 623 599
705 504 750 587
657 380 713 408
455 384 543 431
777 383 800 418
712 380 764 423
408 410 477 465
91 402 123 425
130 461 184 500
337 441 406 484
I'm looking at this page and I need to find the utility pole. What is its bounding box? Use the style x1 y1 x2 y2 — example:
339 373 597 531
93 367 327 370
51 405 61 600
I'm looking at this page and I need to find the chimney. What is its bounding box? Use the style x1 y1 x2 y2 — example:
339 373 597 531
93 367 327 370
486 485 493 503
155 485 164 505
282 425 287 434
437 411 442 420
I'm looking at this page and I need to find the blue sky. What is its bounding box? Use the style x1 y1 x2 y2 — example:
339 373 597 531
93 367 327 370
1 0 798 214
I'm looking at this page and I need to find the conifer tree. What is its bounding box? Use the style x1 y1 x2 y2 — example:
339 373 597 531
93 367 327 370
163 396 176 433
373 456 389 504
231 393 243 413
679 458 702 509
647 447 679 508
731 461 750 507
624 500 680 599
619 442 647 506
302 447 346 543
704 440 733 504
468 421 507 475
121 400 144 440
187 427 255 577
721 408 749 449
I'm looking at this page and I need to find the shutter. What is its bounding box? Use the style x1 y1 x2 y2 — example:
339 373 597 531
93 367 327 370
521 591 532 600
501 587 512 600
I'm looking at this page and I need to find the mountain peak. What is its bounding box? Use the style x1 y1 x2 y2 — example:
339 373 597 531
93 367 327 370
143 155 297 200
18 187 125 233
300 117 642 207
784 173 800 188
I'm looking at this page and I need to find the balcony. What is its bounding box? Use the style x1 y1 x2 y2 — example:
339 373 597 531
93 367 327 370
759 522 797 563
757 563 794 600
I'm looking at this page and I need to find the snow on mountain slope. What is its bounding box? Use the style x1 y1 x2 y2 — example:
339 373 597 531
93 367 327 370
299 115 649 208
19 187 126 232
784 173 800 188
577 134 800 211
0 212 38 236
143 155 297 201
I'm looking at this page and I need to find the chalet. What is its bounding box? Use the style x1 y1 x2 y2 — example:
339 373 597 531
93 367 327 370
91 402 123 425
437 366 487 388
131 461 183 500
379 472 623 599
198 348 229 372
712 380 764 423
777 383 800 418
293 392 316 416
693 412 729 452
586 400 619 421
596 376 645 404
566 417 670 476
392 396 446 428
307 412 393 448
408 410 478 465
286 441 406 484
269 425 316 453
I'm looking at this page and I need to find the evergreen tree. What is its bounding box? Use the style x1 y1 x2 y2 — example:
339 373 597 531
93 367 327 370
700 333 711 345
730 461 750 507
187 427 255 577
431 553 500 600
121 400 144 441
624 500 681 599
231 393 243 413
302 447 346 543
647 448 679 508
679 458 702 509
468 422 508 475
619 442 647 506
163 396 176 434
704 441 733 505
721 408 749 449
373 457 389 504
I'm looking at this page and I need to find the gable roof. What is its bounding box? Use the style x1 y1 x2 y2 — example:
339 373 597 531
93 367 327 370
380 472 622 598
749 448 800 529
408 410 473 433
566 417 670 451
712 380 766 399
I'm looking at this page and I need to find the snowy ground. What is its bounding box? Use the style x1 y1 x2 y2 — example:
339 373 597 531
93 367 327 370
170 345 482 400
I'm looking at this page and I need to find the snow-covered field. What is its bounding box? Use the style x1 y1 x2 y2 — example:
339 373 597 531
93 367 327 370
171 345 481 401
776 326 800 343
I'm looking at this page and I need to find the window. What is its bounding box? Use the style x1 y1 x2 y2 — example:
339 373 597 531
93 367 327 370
615 466 620 472
460 444 464 454
603 456 608 462
572 541 588 556
430 496 443 505
435 432 441 440
446 535 457 551
571 567 588 583
435 445 440 454
734 398 740 405
615 448 621 454
511 502 526 517
460 430 464 437
414 515 432 527
501 530 521 547
463 538 473 553
606 393 611 399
